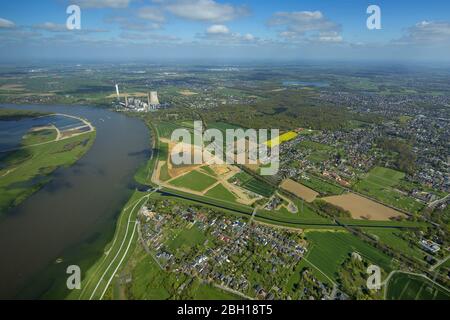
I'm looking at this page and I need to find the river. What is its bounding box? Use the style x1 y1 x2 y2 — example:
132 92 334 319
0 104 151 299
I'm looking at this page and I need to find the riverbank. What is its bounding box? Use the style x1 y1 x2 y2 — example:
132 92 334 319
0 113 96 215
0 104 151 299
0 108 49 121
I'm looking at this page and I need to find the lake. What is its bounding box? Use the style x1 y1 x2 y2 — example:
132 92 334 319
282 81 330 88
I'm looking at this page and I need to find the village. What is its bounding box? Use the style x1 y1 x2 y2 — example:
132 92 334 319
137 199 337 300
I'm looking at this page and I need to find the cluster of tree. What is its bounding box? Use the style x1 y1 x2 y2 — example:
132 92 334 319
337 255 384 300
377 137 416 174
201 91 379 131
291 267 331 300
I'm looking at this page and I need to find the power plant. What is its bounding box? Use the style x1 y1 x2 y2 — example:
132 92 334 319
149 91 159 106
114 84 166 113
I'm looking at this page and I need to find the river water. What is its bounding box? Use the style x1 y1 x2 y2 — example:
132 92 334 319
0 105 151 299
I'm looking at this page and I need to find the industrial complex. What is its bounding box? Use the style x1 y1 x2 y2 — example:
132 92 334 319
114 84 166 112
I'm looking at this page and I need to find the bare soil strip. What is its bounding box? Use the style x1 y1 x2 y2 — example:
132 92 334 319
323 193 406 221
280 179 319 203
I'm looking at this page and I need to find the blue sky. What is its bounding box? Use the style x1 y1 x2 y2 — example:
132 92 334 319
0 0 449 61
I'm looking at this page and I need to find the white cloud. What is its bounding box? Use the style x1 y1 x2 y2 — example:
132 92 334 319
137 7 165 23
33 22 67 32
0 18 15 29
268 11 342 42
315 31 343 43
73 0 132 9
200 25 257 45
395 21 450 45
165 0 248 22
206 24 229 34
242 33 254 41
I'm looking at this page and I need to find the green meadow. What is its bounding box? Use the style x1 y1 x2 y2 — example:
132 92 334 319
0 131 95 215
386 272 450 300
300 231 393 283
170 170 217 192
205 183 238 203
355 166 424 213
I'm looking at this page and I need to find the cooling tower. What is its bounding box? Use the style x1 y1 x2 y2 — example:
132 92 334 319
149 91 160 105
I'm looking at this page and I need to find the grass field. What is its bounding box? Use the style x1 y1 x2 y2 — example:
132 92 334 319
121 245 185 300
297 140 333 163
298 140 332 151
113 245 240 300
354 166 423 213
167 225 206 252
386 272 450 300
200 165 217 177
301 231 393 283
67 191 148 300
156 121 194 140
22 128 57 145
189 282 241 300
298 175 344 196
0 130 95 214
170 170 217 192
205 183 238 203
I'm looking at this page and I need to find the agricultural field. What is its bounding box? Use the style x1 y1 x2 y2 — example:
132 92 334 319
301 231 393 283
242 178 275 198
354 166 424 213
322 193 406 221
169 170 217 192
265 131 298 147
229 171 275 198
386 272 450 300
280 179 319 203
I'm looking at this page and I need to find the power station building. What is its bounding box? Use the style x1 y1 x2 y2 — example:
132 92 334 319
114 84 163 112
